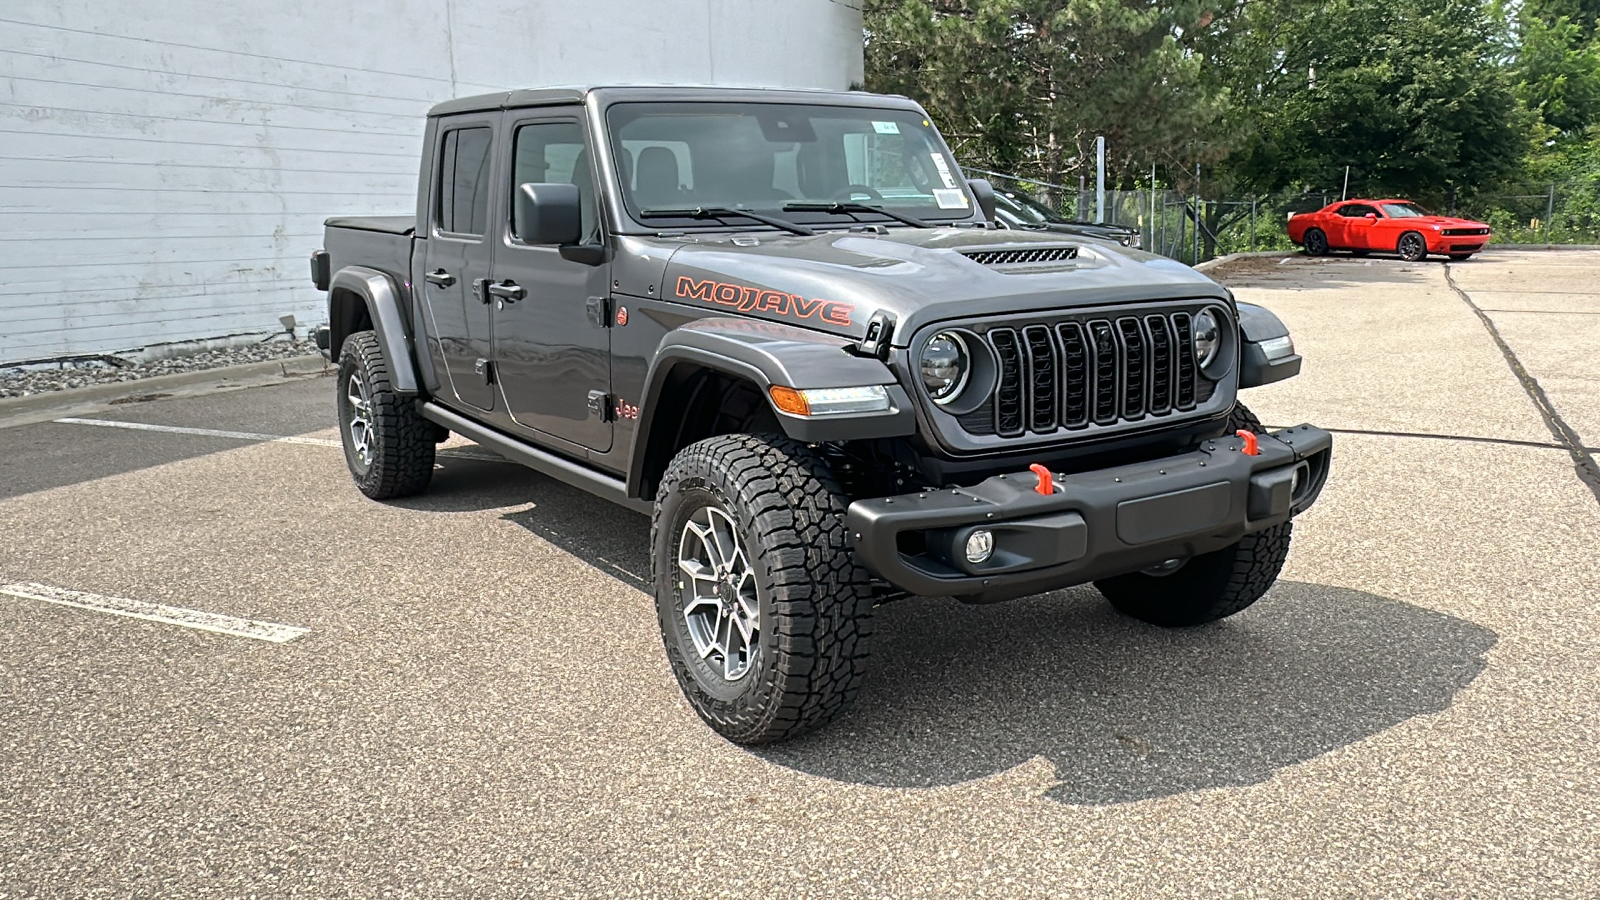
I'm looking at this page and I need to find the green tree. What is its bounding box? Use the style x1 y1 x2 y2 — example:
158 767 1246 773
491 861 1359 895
865 0 1232 187
1510 0 1600 136
1215 0 1525 201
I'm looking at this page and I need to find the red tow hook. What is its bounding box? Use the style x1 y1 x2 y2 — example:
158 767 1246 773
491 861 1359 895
1028 463 1054 495
1236 430 1260 456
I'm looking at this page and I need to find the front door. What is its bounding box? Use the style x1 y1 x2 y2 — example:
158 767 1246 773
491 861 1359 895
421 115 500 411
490 113 613 452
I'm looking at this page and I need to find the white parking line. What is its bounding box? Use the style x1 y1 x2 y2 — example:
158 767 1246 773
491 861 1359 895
0 581 310 643
53 417 503 461
55 416 343 446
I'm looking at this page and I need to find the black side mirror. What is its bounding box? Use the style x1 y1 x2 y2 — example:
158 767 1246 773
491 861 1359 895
513 182 583 245
967 178 997 223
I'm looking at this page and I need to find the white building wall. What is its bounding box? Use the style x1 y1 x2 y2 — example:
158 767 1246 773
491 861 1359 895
0 0 864 365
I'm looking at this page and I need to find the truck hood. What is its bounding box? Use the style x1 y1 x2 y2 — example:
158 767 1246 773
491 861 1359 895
655 227 1224 345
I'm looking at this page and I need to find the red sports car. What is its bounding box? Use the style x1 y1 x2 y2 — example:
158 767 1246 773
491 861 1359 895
1286 199 1491 261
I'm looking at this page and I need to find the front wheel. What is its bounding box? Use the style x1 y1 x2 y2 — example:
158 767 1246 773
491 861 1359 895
1093 403 1292 626
1398 231 1428 262
651 434 875 744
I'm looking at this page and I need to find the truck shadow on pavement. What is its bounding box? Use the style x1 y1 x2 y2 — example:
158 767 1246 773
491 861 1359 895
418 464 1496 807
760 581 1496 805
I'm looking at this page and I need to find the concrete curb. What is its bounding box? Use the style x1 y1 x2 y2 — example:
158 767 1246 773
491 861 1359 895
1194 251 1294 272
1486 244 1600 251
0 355 329 430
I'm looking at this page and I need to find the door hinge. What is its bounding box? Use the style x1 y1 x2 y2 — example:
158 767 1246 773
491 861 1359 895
474 358 494 384
587 390 613 421
585 295 611 328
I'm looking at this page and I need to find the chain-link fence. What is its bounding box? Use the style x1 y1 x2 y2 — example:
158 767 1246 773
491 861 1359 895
975 170 1600 265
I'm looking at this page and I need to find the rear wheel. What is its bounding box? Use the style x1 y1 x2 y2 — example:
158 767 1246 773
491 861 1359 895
1303 228 1329 256
1093 404 1293 627
337 331 435 499
1398 231 1428 262
651 433 875 744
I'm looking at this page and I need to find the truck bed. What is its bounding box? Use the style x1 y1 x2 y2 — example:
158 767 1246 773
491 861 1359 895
323 215 415 236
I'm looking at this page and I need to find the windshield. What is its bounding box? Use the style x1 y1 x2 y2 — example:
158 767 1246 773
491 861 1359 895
996 191 1055 225
1381 202 1433 218
606 102 976 227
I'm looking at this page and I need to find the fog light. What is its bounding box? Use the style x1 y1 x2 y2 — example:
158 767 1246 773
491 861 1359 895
965 529 994 564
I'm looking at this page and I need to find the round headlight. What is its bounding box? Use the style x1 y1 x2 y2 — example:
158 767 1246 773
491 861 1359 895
920 332 969 403
1192 309 1221 368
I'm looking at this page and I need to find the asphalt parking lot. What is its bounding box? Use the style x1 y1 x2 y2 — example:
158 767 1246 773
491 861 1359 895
3 249 1598 898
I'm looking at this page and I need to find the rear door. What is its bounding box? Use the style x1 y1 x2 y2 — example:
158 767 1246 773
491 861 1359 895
421 113 500 411
489 111 613 452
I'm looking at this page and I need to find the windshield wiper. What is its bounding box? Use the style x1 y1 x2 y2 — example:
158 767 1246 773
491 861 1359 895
783 202 933 228
638 206 815 236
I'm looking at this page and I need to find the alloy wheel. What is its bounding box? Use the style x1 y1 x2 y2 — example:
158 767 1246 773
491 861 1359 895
676 503 760 681
345 372 374 468
1399 233 1426 261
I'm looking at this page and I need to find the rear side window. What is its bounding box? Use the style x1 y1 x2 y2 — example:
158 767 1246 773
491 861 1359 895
437 127 493 236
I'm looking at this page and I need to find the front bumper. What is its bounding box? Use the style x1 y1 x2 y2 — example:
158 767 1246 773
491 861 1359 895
1426 235 1490 254
846 425 1332 602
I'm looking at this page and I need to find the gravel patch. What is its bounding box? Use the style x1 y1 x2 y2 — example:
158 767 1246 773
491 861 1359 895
0 339 320 399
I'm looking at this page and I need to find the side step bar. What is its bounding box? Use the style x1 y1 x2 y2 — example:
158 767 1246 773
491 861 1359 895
418 401 651 515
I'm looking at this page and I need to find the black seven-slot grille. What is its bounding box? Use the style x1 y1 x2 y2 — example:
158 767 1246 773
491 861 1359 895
958 311 1214 437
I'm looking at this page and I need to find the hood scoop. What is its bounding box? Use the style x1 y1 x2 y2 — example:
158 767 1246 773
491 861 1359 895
959 244 1079 266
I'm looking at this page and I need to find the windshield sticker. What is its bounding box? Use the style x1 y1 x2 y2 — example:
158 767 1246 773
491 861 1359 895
929 153 958 189
933 188 968 209
872 120 900 135
676 276 854 327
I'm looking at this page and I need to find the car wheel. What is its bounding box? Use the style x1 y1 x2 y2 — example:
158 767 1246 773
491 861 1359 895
1398 232 1428 262
651 433 875 744
1093 403 1293 627
1448 252 1474 261
337 331 436 500
1303 228 1329 256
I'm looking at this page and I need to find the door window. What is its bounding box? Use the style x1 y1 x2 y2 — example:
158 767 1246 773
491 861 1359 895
437 127 494 237
512 121 598 242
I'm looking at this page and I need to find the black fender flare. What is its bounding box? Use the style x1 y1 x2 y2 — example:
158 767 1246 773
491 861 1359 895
626 318 915 499
1236 302 1302 388
327 266 419 395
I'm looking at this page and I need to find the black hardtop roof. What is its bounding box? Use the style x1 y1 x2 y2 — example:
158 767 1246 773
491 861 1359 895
427 85 916 118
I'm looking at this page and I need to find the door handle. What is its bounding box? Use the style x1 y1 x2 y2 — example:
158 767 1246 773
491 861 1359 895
487 281 526 302
424 269 456 287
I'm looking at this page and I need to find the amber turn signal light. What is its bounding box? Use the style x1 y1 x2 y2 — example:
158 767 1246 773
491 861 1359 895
768 385 810 416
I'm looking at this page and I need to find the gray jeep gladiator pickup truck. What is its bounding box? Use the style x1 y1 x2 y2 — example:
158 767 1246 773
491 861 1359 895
311 85 1331 744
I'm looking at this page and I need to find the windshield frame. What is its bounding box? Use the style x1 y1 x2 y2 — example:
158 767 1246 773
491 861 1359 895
600 98 982 234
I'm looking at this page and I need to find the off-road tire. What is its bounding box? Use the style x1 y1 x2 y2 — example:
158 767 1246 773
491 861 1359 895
337 331 435 500
1093 403 1292 627
1303 228 1329 256
1398 231 1428 262
651 433 874 744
